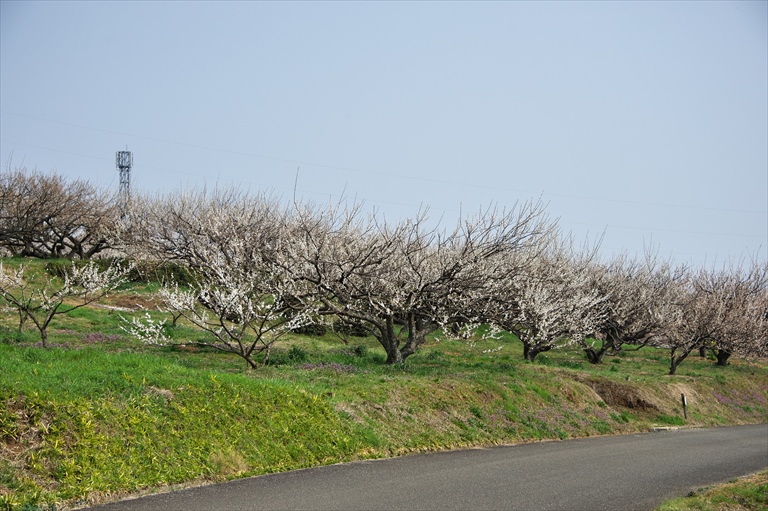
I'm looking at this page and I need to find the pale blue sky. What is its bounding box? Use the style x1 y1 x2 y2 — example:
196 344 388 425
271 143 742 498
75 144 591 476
1 1 766 267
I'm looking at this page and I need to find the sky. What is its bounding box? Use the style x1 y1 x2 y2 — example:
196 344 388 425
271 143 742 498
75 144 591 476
1 1 766 268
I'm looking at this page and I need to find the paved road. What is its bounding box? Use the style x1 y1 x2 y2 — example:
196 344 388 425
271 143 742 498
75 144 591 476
89 424 768 511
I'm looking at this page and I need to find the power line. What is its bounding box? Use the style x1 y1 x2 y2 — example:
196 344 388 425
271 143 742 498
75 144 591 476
560 219 766 240
2 109 766 216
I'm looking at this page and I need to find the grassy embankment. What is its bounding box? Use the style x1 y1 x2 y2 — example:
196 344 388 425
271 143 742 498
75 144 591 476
656 470 768 511
1 257 766 510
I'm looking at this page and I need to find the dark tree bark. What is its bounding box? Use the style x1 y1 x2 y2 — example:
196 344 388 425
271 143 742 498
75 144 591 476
715 349 732 366
583 344 608 364
669 342 701 375
522 342 552 362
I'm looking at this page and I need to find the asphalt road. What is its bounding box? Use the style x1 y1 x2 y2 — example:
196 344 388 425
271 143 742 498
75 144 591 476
88 424 768 511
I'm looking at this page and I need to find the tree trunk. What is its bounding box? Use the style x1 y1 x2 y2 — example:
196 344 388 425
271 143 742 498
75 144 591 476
669 354 680 375
669 347 695 375
399 316 435 363
522 343 534 361
386 348 403 364
380 316 403 365
399 344 417 362
582 336 613 364
523 343 550 362
583 346 606 364
244 354 260 369
17 309 26 333
715 349 731 366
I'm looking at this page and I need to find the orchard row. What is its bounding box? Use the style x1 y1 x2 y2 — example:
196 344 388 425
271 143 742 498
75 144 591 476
2 168 765 374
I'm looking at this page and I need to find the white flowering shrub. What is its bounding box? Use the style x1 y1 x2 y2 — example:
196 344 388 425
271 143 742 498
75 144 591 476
0 260 131 346
123 311 169 346
124 188 316 369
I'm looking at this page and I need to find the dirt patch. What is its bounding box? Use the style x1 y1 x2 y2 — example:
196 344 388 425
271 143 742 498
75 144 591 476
668 382 701 406
582 378 660 412
144 386 175 402
557 377 603 404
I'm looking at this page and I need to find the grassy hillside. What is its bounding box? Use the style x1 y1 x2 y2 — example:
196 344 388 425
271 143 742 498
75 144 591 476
1 257 766 510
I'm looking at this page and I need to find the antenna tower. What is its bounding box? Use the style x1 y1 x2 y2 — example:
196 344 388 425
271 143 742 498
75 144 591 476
116 148 132 212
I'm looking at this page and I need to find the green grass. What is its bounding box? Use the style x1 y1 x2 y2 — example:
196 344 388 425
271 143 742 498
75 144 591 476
656 470 768 511
0 346 368 510
1 257 767 510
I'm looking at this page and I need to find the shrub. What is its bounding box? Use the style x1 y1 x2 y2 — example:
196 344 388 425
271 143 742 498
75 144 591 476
46 259 197 286
288 345 309 362
292 323 328 336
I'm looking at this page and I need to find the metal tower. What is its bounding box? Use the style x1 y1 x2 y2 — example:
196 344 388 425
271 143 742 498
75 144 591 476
116 149 132 212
